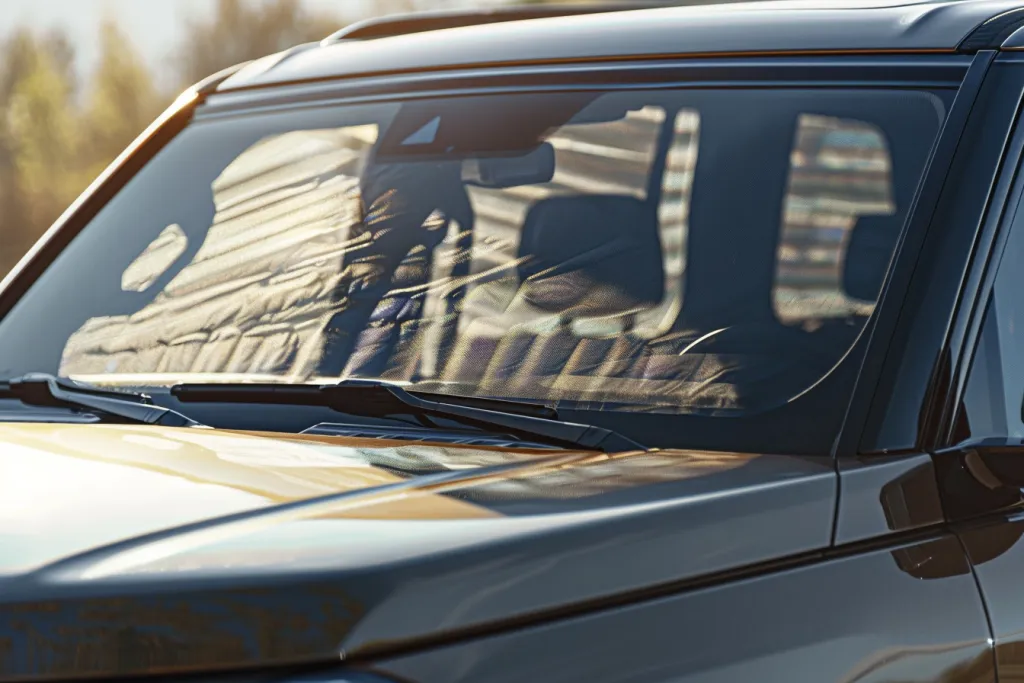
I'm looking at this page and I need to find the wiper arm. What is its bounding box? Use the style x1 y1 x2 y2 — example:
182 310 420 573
0 373 201 427
171 379 644 453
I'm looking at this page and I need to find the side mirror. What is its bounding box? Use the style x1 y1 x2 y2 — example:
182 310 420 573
958 440 1024 488
879 463 968 579
881 455 1024 577
932 440 1024 515
879 460 944 532
462 143 555 188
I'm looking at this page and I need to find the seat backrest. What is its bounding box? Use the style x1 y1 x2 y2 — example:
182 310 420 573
516 194 665 319
842 215 903 303
440 194 666 394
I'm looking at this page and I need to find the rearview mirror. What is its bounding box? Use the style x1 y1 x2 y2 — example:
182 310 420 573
462 143 555 188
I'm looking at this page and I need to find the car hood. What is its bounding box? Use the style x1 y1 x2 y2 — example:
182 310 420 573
0 423 835 681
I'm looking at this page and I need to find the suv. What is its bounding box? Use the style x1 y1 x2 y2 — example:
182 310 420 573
6 1 1024 681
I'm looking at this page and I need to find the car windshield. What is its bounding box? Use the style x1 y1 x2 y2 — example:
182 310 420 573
0 86 947 448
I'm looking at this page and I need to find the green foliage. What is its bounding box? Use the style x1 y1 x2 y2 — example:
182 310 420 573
0 30 83 275
177 0 341 86
81 20 161 179
0 0 740 278
0 0 354 278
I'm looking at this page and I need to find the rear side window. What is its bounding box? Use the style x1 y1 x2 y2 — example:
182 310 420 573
0 86 945 449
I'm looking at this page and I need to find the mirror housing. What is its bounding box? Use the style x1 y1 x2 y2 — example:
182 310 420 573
956 440 1024 488
882 448 1024 576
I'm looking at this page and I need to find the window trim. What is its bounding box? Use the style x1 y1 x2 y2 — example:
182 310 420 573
935 56 1024 449
854 51 1024 454
200 55 971 120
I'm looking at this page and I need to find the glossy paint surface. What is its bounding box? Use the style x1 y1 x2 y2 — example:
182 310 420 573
0 422 835 681
375 536 992 683
0 423 494 575
953 519 1024 683
835 454 945 544
0 6 1017 683
218 0 1021 91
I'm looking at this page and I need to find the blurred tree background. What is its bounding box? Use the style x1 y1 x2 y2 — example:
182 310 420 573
0 0 700 277
0 0 342 275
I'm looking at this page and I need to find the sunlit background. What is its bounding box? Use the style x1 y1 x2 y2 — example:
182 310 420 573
0 0 739 279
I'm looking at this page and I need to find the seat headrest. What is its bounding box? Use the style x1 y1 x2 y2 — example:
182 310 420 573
516 195 665 317
842 215 902 303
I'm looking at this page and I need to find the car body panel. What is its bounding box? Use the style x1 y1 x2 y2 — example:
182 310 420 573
374 535 992 683
5 2 1024 681
959 518 1024 683
834 454 945 544
217 0 1020 92
0 422 835 681
0 422 504 576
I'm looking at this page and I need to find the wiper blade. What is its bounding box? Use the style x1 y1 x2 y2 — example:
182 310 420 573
171 379 644 453
0 373 202 427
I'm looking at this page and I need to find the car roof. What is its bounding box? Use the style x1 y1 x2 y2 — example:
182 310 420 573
218 0 1024 92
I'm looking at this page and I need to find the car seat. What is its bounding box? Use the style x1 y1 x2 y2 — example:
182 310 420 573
440 193 665 402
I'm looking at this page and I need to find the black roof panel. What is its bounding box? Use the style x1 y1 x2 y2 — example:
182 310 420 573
218 0 1024 92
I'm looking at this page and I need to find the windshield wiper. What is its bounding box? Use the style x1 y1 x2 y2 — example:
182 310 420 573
0 373 202 427
171 379 644 453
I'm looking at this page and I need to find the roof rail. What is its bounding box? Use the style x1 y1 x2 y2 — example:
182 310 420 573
323 4 670 43
959 7 1024 52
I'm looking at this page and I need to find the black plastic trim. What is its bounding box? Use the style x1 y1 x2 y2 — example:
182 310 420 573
202 56 970 119
192 62 249 95
838 51 995 457
937 63 1024 449
960 8 1024 53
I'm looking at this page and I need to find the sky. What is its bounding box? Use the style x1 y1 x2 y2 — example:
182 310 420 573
0 0 491 89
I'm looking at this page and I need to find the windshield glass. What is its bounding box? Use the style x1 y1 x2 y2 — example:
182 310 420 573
0 87 946 427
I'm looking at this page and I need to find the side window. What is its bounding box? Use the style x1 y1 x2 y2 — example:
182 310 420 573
960 209 1024 439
